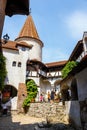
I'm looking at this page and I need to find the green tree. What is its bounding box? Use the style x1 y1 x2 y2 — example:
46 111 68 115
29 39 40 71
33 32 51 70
0 54 7 90
23 79 38 107
62 61 78 79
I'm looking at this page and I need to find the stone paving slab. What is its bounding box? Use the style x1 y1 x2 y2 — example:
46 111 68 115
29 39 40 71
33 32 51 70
0 114 76 130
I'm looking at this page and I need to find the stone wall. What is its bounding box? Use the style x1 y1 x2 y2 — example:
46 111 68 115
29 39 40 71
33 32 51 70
27 102 66 122
28 102 65 118
27 102 82 129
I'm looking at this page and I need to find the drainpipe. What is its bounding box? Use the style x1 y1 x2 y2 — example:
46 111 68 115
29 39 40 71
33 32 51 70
0 0 7 54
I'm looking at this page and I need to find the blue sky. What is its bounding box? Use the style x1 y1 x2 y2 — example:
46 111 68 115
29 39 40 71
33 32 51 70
2 0 87 63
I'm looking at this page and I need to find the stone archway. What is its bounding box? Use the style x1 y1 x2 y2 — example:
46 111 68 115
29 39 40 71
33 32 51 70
71 78 78 100
25 79 40 103
26 79 31 84
2 85 17 103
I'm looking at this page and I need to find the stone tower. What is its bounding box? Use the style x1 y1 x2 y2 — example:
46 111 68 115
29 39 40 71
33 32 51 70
15 15 44 61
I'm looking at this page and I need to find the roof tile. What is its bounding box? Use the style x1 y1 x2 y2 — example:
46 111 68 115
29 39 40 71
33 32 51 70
18 15 40 40
2 40 32 50
45 60 67 67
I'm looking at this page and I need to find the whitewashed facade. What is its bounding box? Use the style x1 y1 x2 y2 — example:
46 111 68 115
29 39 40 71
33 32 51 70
2 15 65 110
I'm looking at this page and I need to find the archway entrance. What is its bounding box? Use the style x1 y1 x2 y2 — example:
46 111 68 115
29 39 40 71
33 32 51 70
2 85 17 103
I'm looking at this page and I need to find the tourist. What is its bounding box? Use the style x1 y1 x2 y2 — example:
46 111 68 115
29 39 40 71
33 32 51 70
40 94 43 102
51 90 55 102
47 91 50 102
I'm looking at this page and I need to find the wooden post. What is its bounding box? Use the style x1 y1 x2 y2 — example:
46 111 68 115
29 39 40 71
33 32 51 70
0 0 7 53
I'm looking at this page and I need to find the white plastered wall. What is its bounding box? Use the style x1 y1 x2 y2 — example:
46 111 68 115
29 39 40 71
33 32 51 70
3 47 29 90
16 38 43 62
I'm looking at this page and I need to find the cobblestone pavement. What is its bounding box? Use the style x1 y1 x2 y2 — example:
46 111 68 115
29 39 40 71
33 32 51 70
0 113 76 130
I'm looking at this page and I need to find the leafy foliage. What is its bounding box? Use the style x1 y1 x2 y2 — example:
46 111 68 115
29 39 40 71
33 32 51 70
0 54 7 90
62 61 78 79
23 79 38 107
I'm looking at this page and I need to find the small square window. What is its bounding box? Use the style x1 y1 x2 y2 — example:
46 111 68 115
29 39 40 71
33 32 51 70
12 61 16 66
18 62 21 67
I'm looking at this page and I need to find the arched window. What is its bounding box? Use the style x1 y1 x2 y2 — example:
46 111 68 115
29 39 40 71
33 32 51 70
12 61 16 67
18 62 21 67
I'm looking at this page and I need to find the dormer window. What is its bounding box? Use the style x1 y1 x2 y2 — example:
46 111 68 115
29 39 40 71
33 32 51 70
18 62 21 67
12 61 16 67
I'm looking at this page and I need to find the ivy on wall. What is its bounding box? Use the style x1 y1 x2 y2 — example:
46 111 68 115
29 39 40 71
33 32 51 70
0 54 7 90
62 61 78 79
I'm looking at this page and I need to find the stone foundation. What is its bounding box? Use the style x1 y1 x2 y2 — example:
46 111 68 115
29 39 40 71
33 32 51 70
28 102 65 118
26 102 69 124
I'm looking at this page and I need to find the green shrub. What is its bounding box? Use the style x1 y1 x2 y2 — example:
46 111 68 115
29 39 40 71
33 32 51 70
0 54 7 90
23 79 38 107
62 61 78 79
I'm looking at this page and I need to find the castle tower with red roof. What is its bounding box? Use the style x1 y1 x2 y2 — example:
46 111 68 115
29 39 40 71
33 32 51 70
15 15 44 62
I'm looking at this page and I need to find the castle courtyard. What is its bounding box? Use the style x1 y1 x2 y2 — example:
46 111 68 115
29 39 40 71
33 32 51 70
0 113 76 130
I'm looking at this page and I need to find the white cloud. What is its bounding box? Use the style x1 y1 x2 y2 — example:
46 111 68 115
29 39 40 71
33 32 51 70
66 11 87 39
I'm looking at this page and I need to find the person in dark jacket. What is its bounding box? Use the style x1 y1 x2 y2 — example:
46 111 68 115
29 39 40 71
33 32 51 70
51 90 55 101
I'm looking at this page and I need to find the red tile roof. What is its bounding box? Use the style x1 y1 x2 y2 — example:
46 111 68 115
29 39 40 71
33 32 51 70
15 15 44 47
2 40 18 51
45 60 67 68
16 42 32 49
29 59 47 68
18 15 40 40
2 40 32 50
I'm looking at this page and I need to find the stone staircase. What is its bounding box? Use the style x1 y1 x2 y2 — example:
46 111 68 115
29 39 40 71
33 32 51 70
0 102 77 130
27 102 68 124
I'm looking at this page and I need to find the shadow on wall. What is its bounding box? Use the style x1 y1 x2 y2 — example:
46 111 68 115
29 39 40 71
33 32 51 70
80 98 87 130
70 78 78 101
66 101 82 130
65 79 82 129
